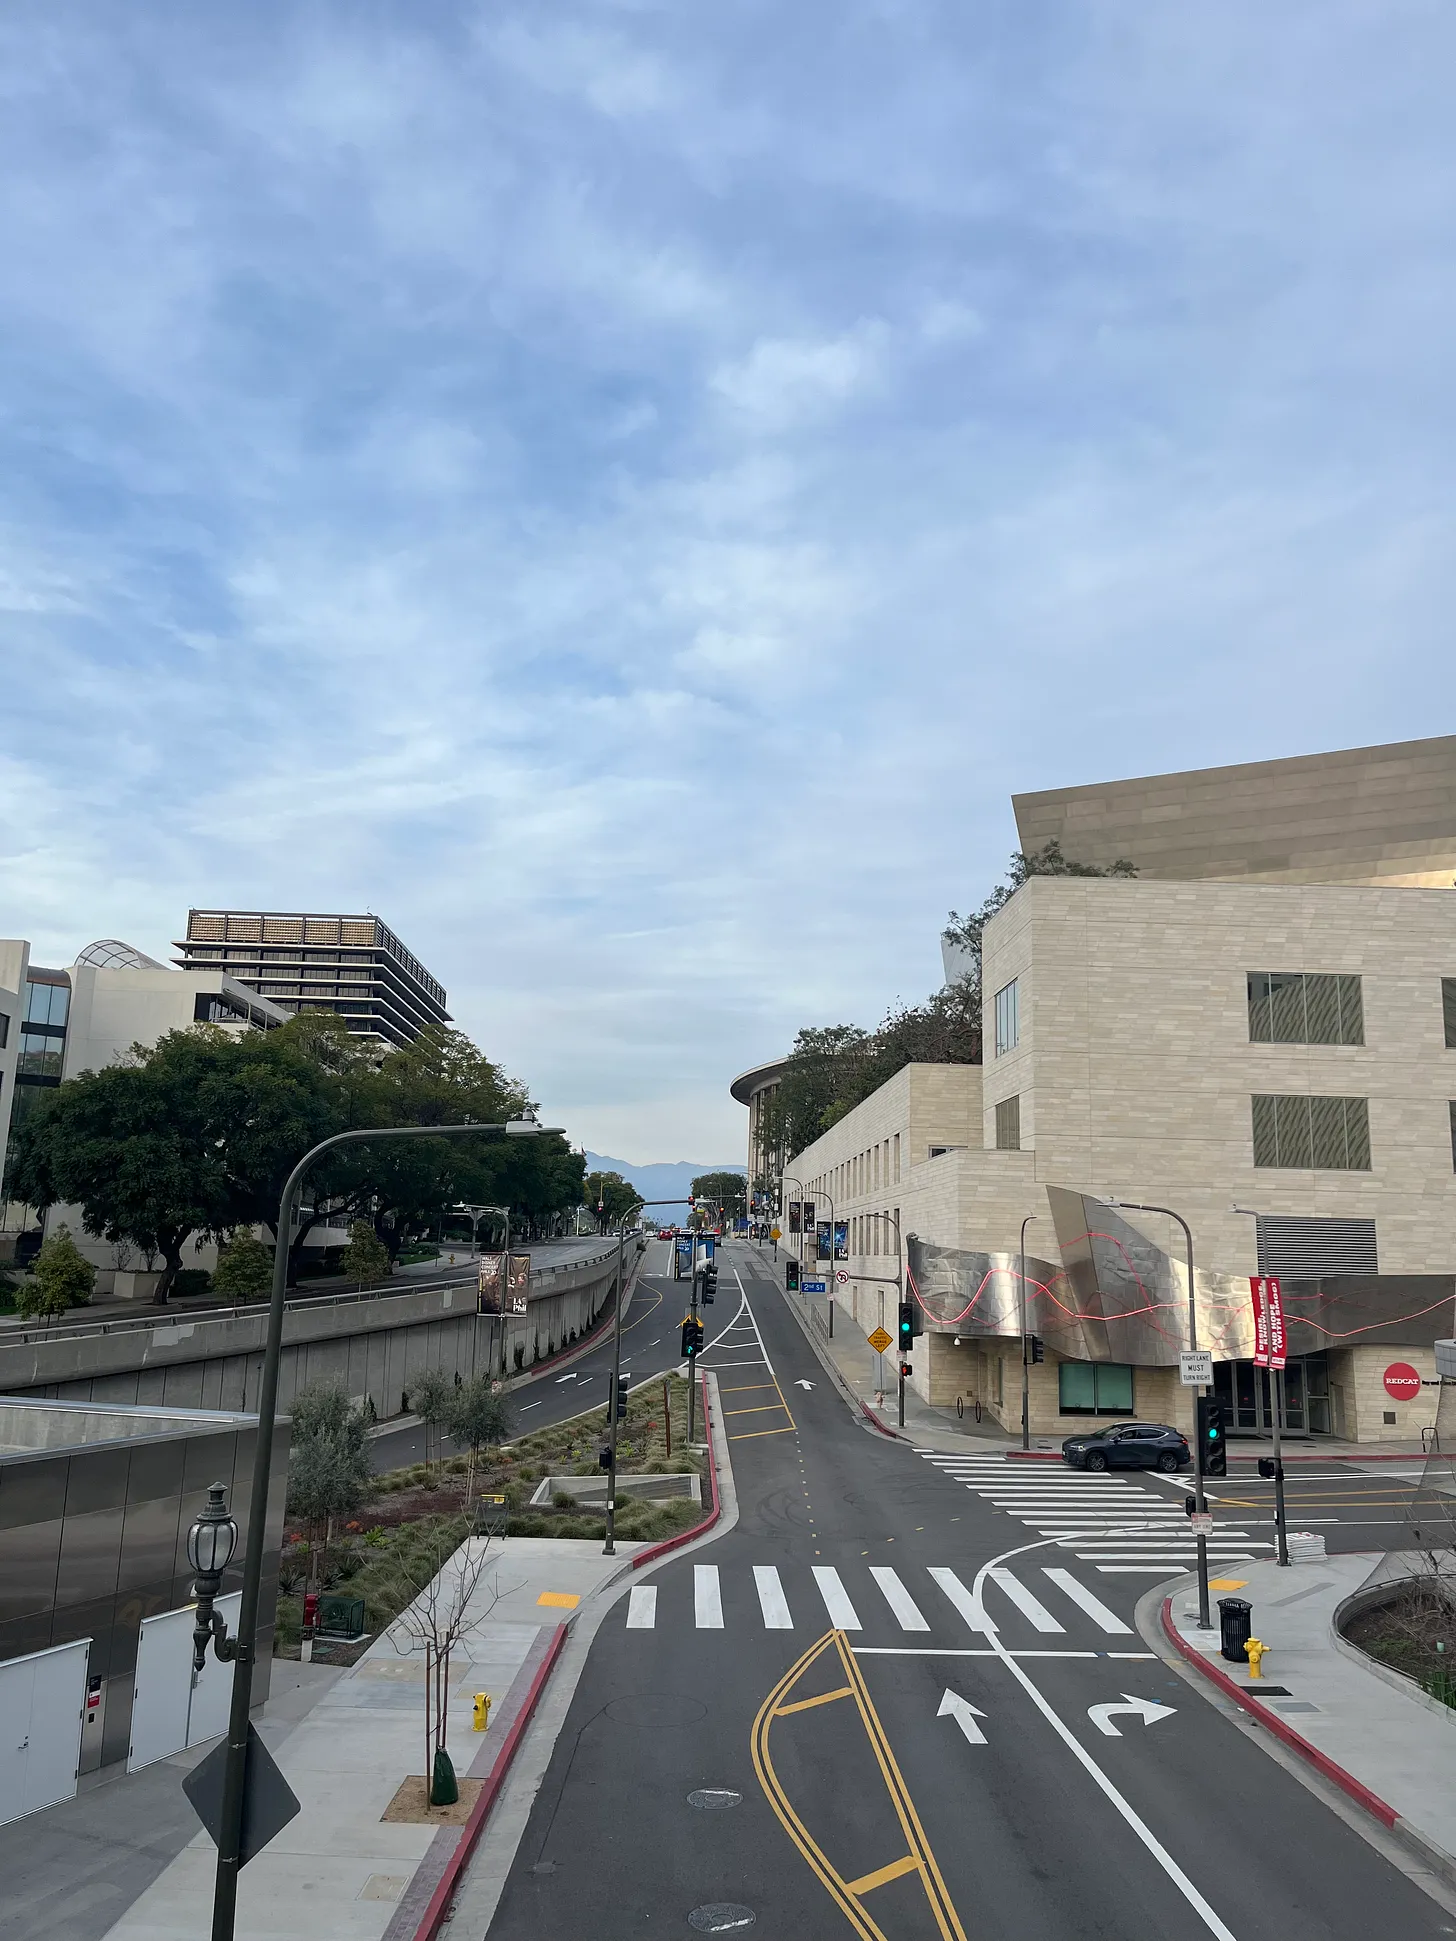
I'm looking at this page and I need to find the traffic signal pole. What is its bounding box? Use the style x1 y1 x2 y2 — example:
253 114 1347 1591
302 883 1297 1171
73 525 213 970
687 1255 700 1444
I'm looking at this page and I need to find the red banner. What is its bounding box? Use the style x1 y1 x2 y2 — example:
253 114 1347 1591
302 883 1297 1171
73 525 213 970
1250 1275 1287 1370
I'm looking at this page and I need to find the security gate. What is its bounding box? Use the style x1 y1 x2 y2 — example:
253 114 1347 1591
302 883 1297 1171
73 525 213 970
129 1594 240 1772
0 1637 91 1826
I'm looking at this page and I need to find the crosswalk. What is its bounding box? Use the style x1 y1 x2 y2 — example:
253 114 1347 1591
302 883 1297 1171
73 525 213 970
622 1558 1152 1654
913 1451 1273 1573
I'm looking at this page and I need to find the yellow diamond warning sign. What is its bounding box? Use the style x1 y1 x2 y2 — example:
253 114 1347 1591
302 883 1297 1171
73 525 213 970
868 1326 893 1355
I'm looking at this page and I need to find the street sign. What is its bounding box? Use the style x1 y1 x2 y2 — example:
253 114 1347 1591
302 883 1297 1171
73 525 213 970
1250 1276 1286 1370
802 1279 827 1295
835 1270 849 1285
769 1226 781 1243
183 1722 300 1868
868 1326 893 1355
1178 1350 1213 1387
1189 1512 1213 1536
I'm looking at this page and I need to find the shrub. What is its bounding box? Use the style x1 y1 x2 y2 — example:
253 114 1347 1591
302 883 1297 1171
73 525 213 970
212 1230 273 1301
18 1226 95 1321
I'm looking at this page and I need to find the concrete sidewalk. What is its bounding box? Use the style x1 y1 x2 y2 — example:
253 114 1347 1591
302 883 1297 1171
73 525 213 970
1161 1553 1456 1883
100 1538 642 1941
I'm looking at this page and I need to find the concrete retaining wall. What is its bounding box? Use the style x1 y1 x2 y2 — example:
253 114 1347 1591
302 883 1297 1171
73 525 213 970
0 1249 625 1421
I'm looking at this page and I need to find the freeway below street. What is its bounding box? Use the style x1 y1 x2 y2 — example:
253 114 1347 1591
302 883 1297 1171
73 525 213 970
483 1240 1453 1940
368 1237 691 1470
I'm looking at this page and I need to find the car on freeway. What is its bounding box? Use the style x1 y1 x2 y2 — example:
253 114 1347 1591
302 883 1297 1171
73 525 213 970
1061 1421 1190 1472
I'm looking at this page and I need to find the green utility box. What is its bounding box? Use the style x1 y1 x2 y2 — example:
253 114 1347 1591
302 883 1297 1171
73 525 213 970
318 1593 366 1639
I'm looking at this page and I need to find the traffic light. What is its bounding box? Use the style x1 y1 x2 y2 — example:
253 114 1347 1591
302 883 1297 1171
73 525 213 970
681 1315 705 1359
1257 1455 1282 1481
1196 1395 1227 1477
785 1259 800 1292
615 1374 630 1420
898 1362 912 1380
702 1260 718 1304
1028 1336 1045 1364
898 1301 915 1352
598 1445 612 1469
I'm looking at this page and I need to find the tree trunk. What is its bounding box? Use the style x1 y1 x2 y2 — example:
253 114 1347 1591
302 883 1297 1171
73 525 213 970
152 1233 185 1304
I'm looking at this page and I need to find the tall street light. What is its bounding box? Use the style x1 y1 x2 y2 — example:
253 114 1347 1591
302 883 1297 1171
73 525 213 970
602 1199 686 1556
1018 1214 1038 1452
199 1109 561 1941
1100 1196 1213 1630
1232 1205 1290 1566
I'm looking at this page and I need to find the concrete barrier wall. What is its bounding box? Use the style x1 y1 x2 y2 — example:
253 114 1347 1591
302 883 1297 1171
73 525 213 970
0 1250 625 1421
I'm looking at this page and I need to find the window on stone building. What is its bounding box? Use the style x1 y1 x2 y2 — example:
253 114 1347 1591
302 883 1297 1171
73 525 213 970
1247 971 1363 1046
1450 1100 1456 1173
995 978 1019 1056
1251 1093 1371 1170
1444 979 1456 1049
1059 1362 1135 1415
995 1095 1021 1152
893 1133 901 1182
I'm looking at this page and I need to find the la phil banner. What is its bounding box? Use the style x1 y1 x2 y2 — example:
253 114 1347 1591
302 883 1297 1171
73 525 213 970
1250 1275 1287 1370
477 1253 532 1316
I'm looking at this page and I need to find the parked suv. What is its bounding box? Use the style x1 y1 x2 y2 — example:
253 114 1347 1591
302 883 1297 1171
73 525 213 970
1061 1422 1190 1472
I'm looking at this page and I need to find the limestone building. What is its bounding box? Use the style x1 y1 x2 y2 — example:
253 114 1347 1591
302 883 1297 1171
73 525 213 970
748 736 1456 1445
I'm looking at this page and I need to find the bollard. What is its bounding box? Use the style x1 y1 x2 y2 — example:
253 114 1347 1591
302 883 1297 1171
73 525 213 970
473 1691 492 1732
1245 1638 1267 1680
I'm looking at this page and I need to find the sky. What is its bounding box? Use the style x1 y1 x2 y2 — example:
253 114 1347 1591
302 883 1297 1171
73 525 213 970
2 2 1454 1162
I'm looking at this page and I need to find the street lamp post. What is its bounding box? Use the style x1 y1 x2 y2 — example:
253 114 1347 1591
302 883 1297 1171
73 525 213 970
1102 1197 1213 1630
199 1111 561 1941
1019 1214 1038 1453
603 1200 697 1556
1232 1206 1290 1566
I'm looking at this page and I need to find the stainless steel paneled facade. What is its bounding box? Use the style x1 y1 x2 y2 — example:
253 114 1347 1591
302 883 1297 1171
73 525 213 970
907 1190 1455 1368
0 1401 287 1773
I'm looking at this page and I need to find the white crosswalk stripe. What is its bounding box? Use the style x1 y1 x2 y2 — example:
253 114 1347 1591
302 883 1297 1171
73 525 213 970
694 1564 723 1628
869 1566 930 1631
1041 1568 1132 1634
986 1566 1063 1632
627 1585 657 1629
812 1565 861 1630
927 1566 996 1634
754 1565 793 1629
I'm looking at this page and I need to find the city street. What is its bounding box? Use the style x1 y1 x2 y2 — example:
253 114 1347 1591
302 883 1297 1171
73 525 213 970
485 1241 1453 1940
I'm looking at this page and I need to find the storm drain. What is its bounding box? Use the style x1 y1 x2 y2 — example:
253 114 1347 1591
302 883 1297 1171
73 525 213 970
687 1789 742 1809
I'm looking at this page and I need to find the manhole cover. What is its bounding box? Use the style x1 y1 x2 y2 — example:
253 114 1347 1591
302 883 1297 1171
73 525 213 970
688 1789 742 1810
605 1694 709 1727
689 1906 755 1933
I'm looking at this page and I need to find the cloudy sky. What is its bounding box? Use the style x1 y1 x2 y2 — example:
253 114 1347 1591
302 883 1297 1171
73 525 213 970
2 2 1453 1161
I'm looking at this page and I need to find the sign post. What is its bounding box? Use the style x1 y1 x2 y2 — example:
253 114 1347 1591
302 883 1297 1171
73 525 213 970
1250 1276 1290 1565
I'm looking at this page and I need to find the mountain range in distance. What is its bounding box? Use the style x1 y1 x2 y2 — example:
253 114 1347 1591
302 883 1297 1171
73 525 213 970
583 1152 746 1216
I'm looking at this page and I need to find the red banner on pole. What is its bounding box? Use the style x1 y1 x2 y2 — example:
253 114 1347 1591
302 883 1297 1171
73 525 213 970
1250 1276 1286 1370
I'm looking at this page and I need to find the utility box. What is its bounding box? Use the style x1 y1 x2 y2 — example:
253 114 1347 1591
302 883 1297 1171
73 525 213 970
318 1594 366 1639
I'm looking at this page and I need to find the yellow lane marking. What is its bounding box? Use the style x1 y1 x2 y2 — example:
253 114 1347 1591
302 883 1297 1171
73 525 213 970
537 1592 580 1609
751 1631 968 1941
719 1382 780 1393
775 1686 854 1717
845 1855 921 1897
730 1426 798 1441
725 1403 794 1418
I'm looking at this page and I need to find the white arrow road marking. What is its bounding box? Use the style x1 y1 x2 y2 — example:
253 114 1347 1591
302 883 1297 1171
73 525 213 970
937 1689 988 1745
555 1372 578 1383
1088 1694 1178 1737
795 1379 815 1391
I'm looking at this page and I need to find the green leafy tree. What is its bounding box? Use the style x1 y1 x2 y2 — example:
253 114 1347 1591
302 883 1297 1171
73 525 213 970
690 1173 747 1221
409 1366 456 1470
17 1225 96 1322
211 1230 274 1302
285 1380 373 1591
342 1220 391 1288
583 1170 643 1232
445 1375 513 1504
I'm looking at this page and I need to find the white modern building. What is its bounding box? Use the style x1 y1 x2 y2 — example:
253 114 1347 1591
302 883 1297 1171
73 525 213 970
744 735 1456 1444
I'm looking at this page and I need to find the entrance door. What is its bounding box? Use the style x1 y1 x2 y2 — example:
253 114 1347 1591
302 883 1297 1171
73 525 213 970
1213 1356 1325 1437
0 1638 91 1827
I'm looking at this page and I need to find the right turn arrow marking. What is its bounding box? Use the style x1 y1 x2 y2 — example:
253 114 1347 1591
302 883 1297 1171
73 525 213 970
937 1689 988 1745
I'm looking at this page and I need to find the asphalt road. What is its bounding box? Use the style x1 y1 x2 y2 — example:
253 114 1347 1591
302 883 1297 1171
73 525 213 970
368 1239 691 1471
485 1240 1452 1940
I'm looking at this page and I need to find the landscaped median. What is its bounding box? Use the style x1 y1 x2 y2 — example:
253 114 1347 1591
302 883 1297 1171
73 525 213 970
276 1372 705 1661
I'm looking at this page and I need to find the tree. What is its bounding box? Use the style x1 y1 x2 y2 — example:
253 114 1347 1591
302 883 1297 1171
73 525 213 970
385 1530 505 1805
211 1230 274 1302
17 1225 96 1322
409 1367 455 1470
342 1220 391 1288
690 1172 747 1221
446 1376 512 1507
285 1380 373 1591
943 839 1137 992
582 1170 643 1232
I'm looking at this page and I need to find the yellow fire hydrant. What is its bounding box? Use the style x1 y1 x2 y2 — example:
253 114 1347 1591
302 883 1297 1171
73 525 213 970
1245 1638 1268 1680
473 1692 492 1732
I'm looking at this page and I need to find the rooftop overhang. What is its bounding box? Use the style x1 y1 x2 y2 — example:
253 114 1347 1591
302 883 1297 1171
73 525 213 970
731 1056 789 1106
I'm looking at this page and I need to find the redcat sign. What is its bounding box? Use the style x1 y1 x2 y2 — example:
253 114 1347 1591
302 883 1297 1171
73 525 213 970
1250 1276 1287 1370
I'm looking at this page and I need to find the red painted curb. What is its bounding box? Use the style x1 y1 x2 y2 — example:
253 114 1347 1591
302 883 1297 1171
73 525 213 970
858 1399 901 1438
412 1621 569 1941
632 1373 720 1568
1159 1597 1399 1829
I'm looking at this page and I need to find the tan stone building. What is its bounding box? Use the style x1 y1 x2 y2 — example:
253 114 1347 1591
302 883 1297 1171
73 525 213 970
754 736 1456 1445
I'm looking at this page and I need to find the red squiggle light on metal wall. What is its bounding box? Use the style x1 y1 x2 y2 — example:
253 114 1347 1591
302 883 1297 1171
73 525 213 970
907 1236 1453 1346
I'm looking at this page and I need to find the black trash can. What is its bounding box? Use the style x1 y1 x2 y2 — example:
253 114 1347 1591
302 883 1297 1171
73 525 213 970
1218 1596 1253 1664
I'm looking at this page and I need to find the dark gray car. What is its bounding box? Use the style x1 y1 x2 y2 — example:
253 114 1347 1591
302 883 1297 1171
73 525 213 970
1061 1421 1190 1472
